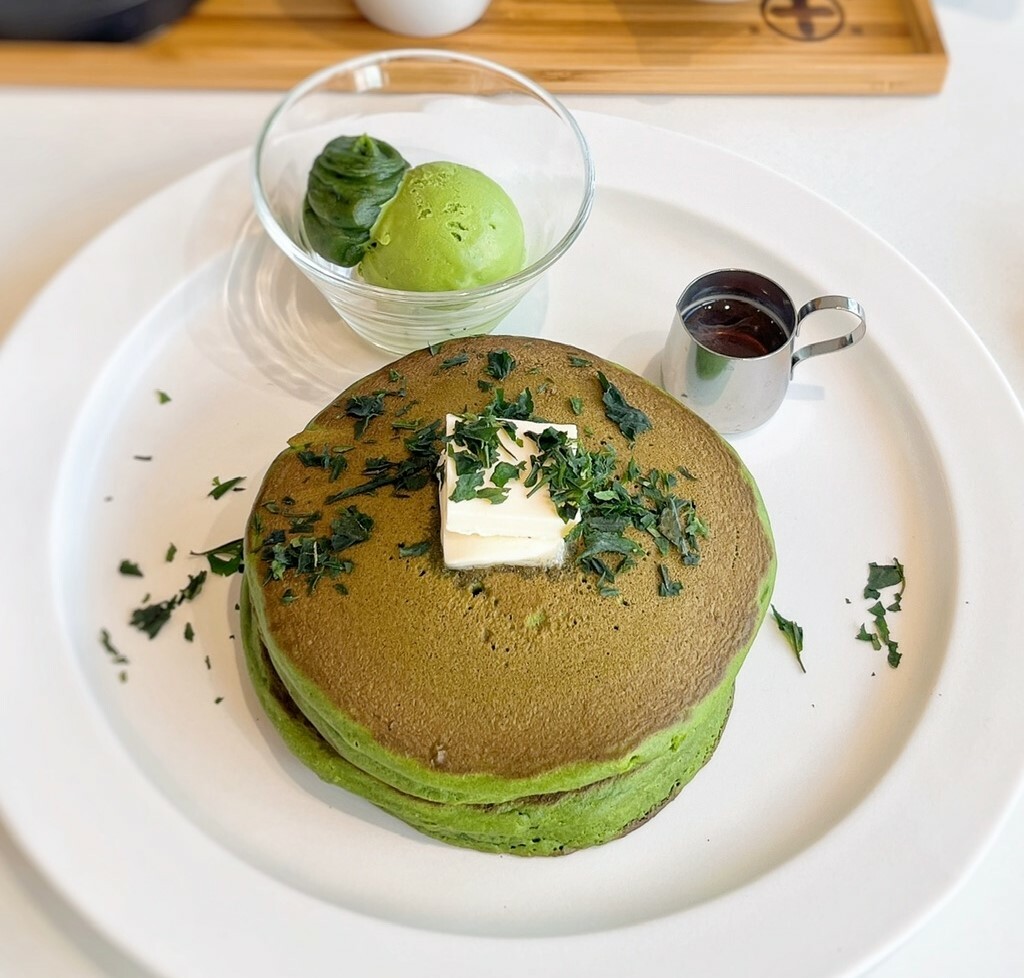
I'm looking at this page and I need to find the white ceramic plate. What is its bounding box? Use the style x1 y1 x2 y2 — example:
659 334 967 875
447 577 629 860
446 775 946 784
1 112 1022 978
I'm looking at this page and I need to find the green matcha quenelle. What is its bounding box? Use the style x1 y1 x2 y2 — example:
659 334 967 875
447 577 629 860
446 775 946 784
302 134 526 292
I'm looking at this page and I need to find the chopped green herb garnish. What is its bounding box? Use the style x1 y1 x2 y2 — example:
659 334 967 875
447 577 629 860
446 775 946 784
398 541 431 558
520 425 709 594
156 389 171 404
118 560 143 577
477 379 494 393
165 543 177 562
133 455 152 461
441 352 470 370
486 350 516 380
191 538 244 576
330 506 375 550
857 558 905 668
444 393 536 504
178 571 207 603
388 368 404 383
326 421 443 503
99 628 129 665
449 462 486 503
569 396 584 416
491 386 534 421
296 444 352 481
209 475 245 500
281 589 297 604
184 622 195 642
597 371 652 442
449 407 518 470
474 486 512 504
771 605 805 673
259 506 372 595
345 393 386 438
658 563 682 597
214 696 224 705
568 355 592 368
129 571 207 639
856 623 882 650
863 559 905 599
437 388 708 596
490 460 524 488
287 511 321 535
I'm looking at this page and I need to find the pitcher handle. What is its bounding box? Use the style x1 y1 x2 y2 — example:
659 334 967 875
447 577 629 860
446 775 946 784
792 295 867 372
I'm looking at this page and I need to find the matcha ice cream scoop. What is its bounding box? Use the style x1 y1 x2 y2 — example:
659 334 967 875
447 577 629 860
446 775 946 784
303 135 526 292
360 162 525 291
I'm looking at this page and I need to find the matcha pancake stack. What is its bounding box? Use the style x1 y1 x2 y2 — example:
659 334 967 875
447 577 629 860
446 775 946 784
241 335 775 855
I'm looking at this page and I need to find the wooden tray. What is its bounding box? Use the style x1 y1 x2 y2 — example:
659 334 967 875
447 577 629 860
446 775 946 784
0 0 947 95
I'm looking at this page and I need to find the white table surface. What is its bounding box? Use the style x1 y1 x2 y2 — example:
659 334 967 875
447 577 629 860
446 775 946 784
1 3 1022 974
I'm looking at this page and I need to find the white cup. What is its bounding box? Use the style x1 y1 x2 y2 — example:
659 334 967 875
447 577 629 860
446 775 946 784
354 0 491 36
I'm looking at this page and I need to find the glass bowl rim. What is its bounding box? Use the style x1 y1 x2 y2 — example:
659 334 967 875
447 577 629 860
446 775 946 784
250 48 596 302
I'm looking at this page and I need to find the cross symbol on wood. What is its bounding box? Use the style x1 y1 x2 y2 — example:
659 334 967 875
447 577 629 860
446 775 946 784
765 0 841 40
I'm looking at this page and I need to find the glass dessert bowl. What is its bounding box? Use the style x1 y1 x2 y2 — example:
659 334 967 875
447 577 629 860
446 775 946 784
252 49 595 355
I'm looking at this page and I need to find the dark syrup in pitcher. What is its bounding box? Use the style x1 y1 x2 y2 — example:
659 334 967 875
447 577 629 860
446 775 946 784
682 295 789 358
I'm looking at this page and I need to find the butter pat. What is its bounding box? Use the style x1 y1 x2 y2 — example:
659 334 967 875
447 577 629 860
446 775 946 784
440 525 567 570
440 415 579 570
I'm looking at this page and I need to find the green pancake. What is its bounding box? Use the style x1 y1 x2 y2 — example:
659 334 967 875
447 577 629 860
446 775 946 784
243 336 776 853
241 580 737 855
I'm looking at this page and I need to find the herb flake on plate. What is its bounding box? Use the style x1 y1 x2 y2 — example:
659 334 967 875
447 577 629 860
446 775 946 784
129 571 208 640
209 475 245 500
191 538 244 577
856 558 905 668
99 628 129 665
771 605 805 673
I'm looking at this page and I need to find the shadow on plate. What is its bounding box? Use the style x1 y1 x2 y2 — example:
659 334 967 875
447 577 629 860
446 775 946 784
222 212 554 405
222 212 391 403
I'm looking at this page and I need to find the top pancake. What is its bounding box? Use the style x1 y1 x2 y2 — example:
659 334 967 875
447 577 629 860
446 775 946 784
245 336 774 781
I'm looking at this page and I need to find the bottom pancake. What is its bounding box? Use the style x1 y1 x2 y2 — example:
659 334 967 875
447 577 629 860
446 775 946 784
241 579 735 856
